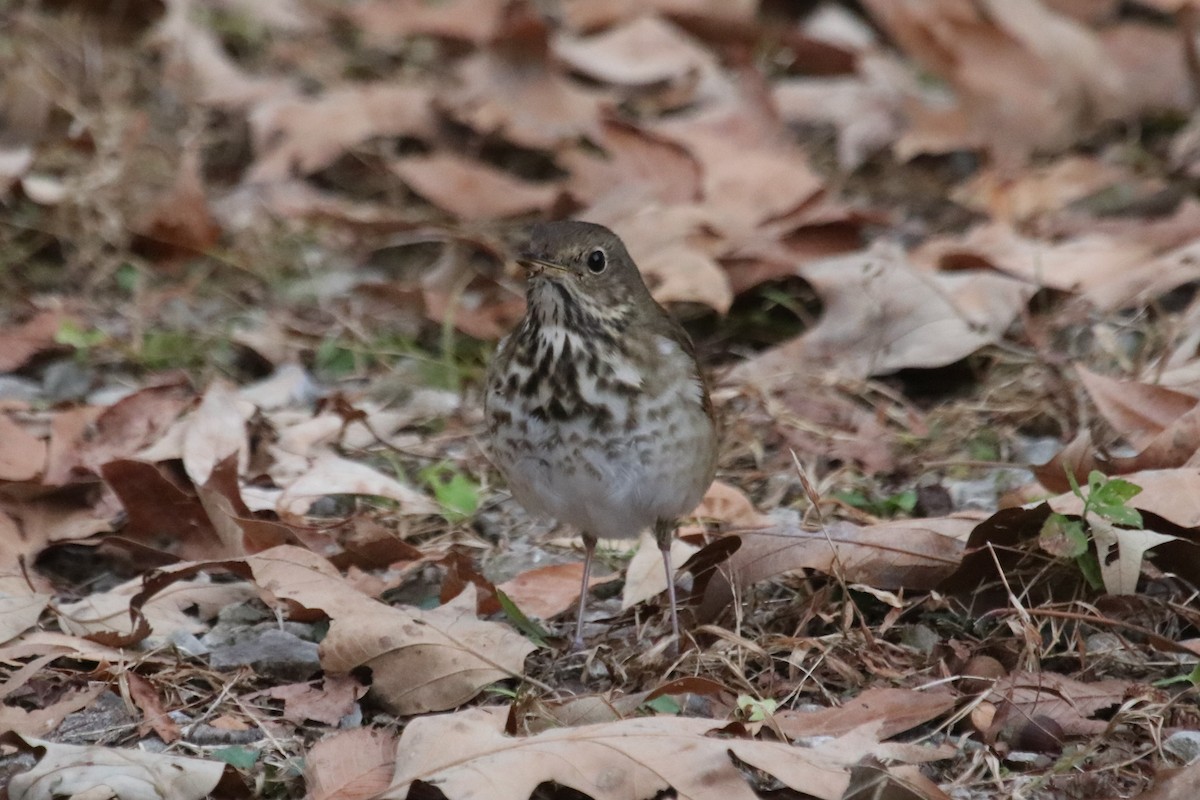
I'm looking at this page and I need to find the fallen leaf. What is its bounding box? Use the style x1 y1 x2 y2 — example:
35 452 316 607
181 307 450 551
246 84 437 183
621 529 699 611
132 148 222 264
915 223 1193 312
305 727 397 800
150 0 286 109
379 707 853 800
698 517 972 622
986 671 1130 738
496 562 616 621
0 309 69 373
126 671 181 743
0 413 45 482
441 44 605 150
5 733 228 799
774 686 956 741
0 581 51 646
1076 366 1198 449
772 54 911 170
553 14 719 90
1090 518 1178 595
346 0 508 45
560 120 701 208
952 156 1153 223
862 0 1130 164
735 244 1034 383
318 585 535 715
260 674 366 726
277 452 438 519
391 152 562 221
245 546 535 715
182 380 252 488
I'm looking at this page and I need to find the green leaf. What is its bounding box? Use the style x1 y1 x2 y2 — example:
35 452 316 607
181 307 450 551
212 746 258 769
1092 502 1143 528
419 463 480 522
736 694 777 723
1075 551 1104 590
1065 467 1083 499
643 695 682 714
115 263 140 294
1090 476 1142 505
1154 662 1200 687
496 588 550 647
315 339 357 377
1040 513 1088 559
55 320 105 351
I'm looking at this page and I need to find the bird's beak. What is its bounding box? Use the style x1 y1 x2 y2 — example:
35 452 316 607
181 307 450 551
516 254 570 275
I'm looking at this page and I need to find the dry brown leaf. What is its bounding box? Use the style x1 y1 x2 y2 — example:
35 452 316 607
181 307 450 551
277 452 438 520
182 380 252 488
346 0 508 45
55 572 257 640
126 671 181 743
441 49 605 150
391 152 562 221
560 120 701 207
379 707 854 800
657 128 823 231
774 686 956 741
100 459 229 559
0 309 69 373
735 245 1033 383
132 149 222 264
72 380 193 475
496 562 616 621
318 585 535 715
952 156 1153 223
5 733 228 799
1136 759 1200 800
305 727 397 800
1090 517 1178 595
553 14 718 89
246 547 534 714
621 530 698 611
1035 404 1200 492
1076 366 1198 449
683 480 774 534
986 671 1130 738
863 0 1129 164
698 517 971 622
247 84 436 183
260 674 366 726
0 413 45 482
151 0 287 109
0 580 50 646
772 54 911 170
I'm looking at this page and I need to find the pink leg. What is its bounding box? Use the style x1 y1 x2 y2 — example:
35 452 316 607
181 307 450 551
655 519 680 647
572 533 597 651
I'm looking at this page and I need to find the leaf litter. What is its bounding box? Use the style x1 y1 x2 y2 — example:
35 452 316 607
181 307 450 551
1 1 1200 798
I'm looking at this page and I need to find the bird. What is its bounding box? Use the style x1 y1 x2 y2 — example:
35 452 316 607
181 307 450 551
485 220 718 650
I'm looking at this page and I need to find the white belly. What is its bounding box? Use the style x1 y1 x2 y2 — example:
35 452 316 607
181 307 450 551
488 373 715 539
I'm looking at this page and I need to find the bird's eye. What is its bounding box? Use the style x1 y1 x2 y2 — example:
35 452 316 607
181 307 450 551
586 248 607 274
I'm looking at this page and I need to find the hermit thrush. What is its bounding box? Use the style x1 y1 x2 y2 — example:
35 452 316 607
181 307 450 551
485 221 718 650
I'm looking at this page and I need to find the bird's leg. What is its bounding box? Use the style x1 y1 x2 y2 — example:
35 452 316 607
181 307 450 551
654 518 681 648
572 532 598 651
